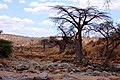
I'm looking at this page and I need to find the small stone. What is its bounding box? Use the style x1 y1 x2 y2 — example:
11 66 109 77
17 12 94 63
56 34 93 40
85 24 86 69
93 71 101 76
112 72 118 76
54 69 61 73
80 72 92 76
0 76 3 80
38 71 48 79
86 69 93 73
27 68 39 73
0 64 4 68
17 66 28 71
64 73 70 78
68 77 79 80
3 74 17 79
17 76 33 80
97 78 110 80
87 65 94 69
33 77 43 80
57 61 61 63
6 66 16 71
102 71 111 76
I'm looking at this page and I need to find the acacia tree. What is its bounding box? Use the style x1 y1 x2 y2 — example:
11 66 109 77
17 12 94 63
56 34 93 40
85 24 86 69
89 21 120 66
51 5 110 63
57 25 75 53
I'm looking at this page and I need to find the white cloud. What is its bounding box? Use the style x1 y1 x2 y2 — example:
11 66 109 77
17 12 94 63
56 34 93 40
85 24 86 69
37 0 120 10
0 15 34 24
40 20 54 26
0 4 8 9
76 0 120 10
12 17 34 24
24 2 65 14
19 0 26 4
108 0 120 10
3 0 12 3
0 15 54 37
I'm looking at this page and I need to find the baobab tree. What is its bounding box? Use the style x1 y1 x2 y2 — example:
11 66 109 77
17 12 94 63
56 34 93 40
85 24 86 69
51 5 110 63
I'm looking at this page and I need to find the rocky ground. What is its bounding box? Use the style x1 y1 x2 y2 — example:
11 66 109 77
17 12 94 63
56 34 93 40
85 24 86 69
0 57 120 80
0 34 120 80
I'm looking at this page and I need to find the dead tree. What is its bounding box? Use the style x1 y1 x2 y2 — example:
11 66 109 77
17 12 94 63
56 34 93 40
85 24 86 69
57 25 75 53
51 5 110 63
89 21 120 66
0 30 3 34
41 39 48 51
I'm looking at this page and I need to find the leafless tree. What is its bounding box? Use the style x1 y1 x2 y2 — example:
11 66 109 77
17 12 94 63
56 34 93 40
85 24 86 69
41 39 48 51
0 30 3 34
51 5 110 63
89 21 120 66
57 25 75 53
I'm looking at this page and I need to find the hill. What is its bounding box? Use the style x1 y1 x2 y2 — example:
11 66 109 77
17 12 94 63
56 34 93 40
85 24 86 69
0 34 98 46
0 34 43 46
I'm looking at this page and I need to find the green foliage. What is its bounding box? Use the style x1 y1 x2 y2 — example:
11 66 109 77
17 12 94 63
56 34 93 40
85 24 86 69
0 39 13 57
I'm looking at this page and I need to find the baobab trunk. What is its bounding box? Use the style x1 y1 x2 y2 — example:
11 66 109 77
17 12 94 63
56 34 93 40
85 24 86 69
75 30 84 64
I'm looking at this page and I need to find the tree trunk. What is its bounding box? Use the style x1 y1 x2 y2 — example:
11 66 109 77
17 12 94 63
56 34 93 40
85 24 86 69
43 41 46 51
75 30 84 64
103 41 120 67
59 40 66 53
59 37 68 53
103 51 112 67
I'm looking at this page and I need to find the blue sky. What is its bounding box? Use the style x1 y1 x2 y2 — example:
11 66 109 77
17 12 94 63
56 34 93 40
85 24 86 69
0 0 120 37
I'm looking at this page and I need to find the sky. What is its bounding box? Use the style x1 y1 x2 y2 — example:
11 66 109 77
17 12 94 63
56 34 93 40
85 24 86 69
0 0 120 37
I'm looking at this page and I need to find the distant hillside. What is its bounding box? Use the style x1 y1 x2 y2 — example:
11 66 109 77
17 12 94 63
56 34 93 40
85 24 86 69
0 34 98 46
0 34 42 46
82 37 98 44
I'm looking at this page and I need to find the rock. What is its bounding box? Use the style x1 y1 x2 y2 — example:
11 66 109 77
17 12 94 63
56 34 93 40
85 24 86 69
27 68 40 73
33 77 43 80
97 78 110 80
15 60 41 72
2 74 17 80
33 77 51 80
72 69 81 73
0 76 3 80
0 68 6 71
87 65 94 69
17 76 33 80
0 64 4 68
17 75 27 79
59 63 71 68
80 72 92 76
102 71 111 76
112 72 118 76
17 66 28 71
93 71 101 76
86 69 93 73
64 73 70 78
6 66 16 71
48 62 58 67
37 71 48 79
68 77 79 80
54 69 61 73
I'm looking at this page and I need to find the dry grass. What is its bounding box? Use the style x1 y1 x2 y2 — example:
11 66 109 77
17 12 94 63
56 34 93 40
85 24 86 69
0 34 120 65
